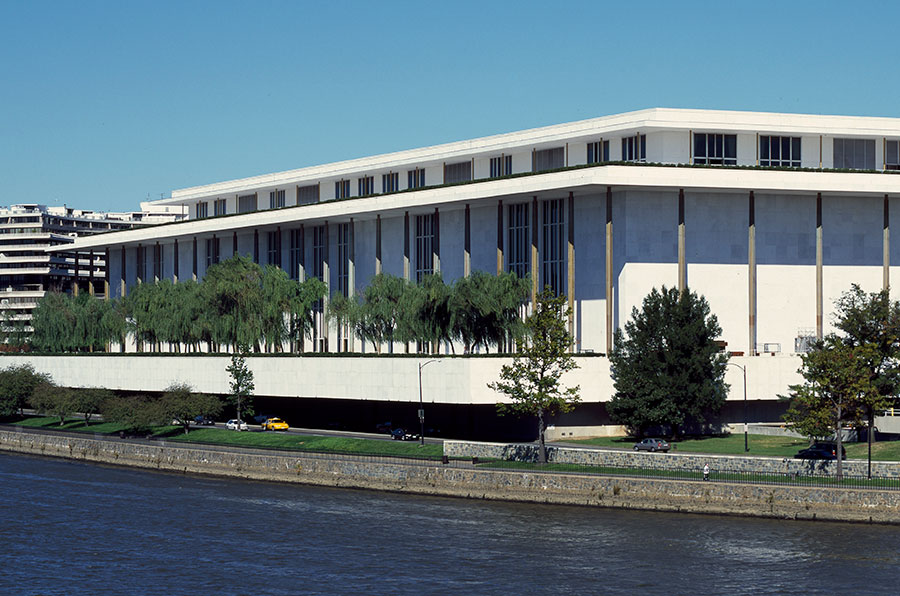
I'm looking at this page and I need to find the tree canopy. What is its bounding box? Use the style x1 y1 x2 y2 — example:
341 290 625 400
608 286 729 438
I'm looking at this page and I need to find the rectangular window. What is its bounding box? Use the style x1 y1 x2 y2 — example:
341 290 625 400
587 140 610 164
507 203 530 279
267 230 282 268
542 199 566 296
336 223 350 296
415 214 434 282
693 133 736 165
358 176 374 196
205 237 220 268
833 138 876 170
335 179 351 199
238 194 257 213
408 168 426 189
312 226 326 283
382 172 399 193
269 190 285 209
297 184 320 205
532 147 565 172
196 202 209 219
289 228 303 280
887 140 900 170
214 199 227 216
444 161 472 184
759 136 801 167
490 155 512 178
621 134 647 163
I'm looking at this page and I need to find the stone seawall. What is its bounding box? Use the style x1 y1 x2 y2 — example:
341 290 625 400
2 429 899 524
444 441 900 478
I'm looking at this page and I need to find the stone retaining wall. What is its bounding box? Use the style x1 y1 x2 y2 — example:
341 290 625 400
443 441 900 478
2 429 898 524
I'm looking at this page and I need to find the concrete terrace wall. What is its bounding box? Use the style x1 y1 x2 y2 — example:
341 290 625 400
1 429 898 524
2 353 802 407
444 441 900 478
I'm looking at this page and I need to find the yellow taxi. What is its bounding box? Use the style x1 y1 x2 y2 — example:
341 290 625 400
261 417 289 431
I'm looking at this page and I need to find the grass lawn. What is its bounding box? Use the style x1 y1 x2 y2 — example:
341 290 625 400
563 433 900 461
9 416 444 459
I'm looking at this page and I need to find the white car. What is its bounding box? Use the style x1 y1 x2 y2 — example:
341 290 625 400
226 419 249 431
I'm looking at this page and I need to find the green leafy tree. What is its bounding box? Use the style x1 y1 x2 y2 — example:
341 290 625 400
31 292 76 352
288 277 328 352
226 349 255 423
0 364 51 417
450 271 529 353
608 286 729 438
72 387 113 425
356 273 409 353
327 291 361 348
400 274 452 352
831 284 900 473
160 383 224 434
201 256 265 352
784 336 877 479
488 288 581 463
29 382 77 426
100 394 163 433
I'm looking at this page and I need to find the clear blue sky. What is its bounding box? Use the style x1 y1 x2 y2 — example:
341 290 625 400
2 0 898 213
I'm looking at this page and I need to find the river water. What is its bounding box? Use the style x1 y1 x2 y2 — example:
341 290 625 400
2 452 899 595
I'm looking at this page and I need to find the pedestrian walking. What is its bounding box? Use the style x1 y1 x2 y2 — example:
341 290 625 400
703 463 710 481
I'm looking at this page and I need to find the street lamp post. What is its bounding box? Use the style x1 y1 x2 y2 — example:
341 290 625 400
727 362 749 452
418 359 440 447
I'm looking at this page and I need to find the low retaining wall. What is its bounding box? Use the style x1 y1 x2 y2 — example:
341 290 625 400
2 429 898 524
443 441 900 478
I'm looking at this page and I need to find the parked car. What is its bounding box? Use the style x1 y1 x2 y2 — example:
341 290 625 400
375 421 394 434
194 415 215 426
633 438 671 452
794 441 846 460
391 428 420 441
261 418 289 431
226 419 249 431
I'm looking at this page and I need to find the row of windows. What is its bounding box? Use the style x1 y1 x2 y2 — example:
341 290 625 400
191 133 900 220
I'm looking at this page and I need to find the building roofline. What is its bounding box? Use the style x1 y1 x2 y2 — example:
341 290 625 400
153 108 900 205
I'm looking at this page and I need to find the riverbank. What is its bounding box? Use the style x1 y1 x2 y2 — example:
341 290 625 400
3 427 899 524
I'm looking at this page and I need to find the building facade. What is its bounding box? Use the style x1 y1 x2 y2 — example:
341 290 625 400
0 203 184 338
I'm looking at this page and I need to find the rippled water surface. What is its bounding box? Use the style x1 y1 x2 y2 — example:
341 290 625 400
2 452 899 595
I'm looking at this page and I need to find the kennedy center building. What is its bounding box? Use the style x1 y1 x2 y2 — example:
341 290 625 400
61 108 900 435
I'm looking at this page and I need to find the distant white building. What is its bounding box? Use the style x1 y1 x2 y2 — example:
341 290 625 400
0 203 185 337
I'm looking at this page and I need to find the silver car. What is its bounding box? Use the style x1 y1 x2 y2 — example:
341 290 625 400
633 438 670 452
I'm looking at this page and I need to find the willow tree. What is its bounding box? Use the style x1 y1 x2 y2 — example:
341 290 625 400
201 256 265 351
356 273 408 353
450 271 529 353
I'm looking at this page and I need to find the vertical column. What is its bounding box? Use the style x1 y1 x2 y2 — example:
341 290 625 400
816 193 823 340
748 191 756 356
464 204 471 277
173 239 179 282
135 245 142 285
104 248 110 301
349 218 355 352
884 194 890 291
232 232 238 256
323 221 330 352
496 200 504 275
253 230 259 264
433 207 440 274
531 196 539 303
678 188 686 293
403 211 410 281
299 225 305 282
120 246 126 297
192 237 198 281
375 215 382 275
73 252 80 296
567 192 575 350
88 250 95 296
154 242 160 282
606 186 613 355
